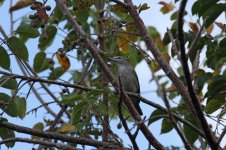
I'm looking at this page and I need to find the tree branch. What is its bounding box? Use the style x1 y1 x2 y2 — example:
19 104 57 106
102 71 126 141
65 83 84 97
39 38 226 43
57 1 164 149
0 70 98 91
0 120 121 149
177 0 221 149
123 0 195 115
0 137 77 150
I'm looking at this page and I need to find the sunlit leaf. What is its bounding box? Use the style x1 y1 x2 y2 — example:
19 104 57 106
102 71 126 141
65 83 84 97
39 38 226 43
31 122 44 139
116 31 130 54
205 23 214 34
0 46 10 70
57 124 75 133
189 22 199 33
56 53 70 71
139 3 150 13
15 97 26 119
159 1 175 14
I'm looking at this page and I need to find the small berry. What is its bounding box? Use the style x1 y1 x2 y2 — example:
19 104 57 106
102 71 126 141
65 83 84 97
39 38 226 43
45 5 51 11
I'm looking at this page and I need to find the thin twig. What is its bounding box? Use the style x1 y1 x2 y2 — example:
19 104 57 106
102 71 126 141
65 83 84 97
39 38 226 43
177 0 221 149
0 70 100 91
187 17 209 59
162 90 192 150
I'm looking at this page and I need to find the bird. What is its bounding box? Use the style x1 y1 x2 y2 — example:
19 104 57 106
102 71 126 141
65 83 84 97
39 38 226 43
110 57 143 115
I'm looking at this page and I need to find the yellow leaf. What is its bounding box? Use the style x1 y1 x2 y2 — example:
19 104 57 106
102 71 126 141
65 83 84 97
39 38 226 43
10 0 35 12
189 22 199 33
159 1 175 14
150 60 160 72
116 31 130 54
156 36 165 51
57 124 75 133
112 4 128 13
56 53 70 71
165 86 177 92
205 23 214 34
126 22 139 42
73 0 95 11
139 3 150 13
162 51 170 62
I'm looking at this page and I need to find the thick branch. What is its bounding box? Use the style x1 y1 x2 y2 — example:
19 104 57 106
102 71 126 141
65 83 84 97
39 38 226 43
0 137 77 150
122 0 195 115
57 1 164 149
0 121 121 149
177 0 221 149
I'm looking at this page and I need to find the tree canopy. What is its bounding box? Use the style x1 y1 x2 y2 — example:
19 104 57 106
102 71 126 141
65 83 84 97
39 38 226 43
0 0 225 150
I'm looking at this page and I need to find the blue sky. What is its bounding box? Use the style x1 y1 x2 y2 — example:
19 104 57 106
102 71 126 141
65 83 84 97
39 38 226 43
0 0 225 150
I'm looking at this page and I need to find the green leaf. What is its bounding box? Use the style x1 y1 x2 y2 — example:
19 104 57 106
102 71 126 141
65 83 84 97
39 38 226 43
48 67 65 80
203 4 225 28
7 37 28 61
0 46 10 70
15 97 26 119
0 126 15 148
38 25 57 51
16 24 40 38
0 93 18 117
0 75 17 90
184 113 199 144
148 109 167 125
33 52 50 73
161 118 174 134
205 99 225 114
49 6 64 23
32 122 44 139
61 93 82 104
71 102 87 125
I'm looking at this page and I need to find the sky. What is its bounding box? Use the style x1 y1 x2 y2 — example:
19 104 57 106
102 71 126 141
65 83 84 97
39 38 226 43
0 0 225 150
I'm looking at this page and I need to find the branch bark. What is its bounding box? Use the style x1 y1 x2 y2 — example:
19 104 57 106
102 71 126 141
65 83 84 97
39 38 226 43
57 1 164 149
177 0 221 149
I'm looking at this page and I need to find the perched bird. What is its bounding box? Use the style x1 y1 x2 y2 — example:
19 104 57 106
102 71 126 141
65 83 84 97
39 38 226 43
110 57 143 115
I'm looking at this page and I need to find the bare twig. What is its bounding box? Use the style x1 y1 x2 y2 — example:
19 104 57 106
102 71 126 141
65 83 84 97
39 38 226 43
177 0 221 149
217 127 226 145
187 17 209 59
0 137 77 150
0 70 99 91
162 90 192 150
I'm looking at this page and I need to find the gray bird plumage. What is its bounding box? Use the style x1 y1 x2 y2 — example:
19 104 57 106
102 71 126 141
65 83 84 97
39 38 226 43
110 57 143 115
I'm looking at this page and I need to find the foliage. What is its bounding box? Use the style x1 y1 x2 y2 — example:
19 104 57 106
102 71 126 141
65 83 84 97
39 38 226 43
0 0 225 149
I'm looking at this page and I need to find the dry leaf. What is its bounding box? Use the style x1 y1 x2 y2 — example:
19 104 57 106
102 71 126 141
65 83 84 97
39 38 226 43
126 22 139 41
205 23 214 34
159 1 175 14
215 22 226 31
189 22 199 33
112 4 128 13
10 0 35 12
56 53 70 71
74 0 95 11
116 31 129 54
139 3 150 13
156 36 165 50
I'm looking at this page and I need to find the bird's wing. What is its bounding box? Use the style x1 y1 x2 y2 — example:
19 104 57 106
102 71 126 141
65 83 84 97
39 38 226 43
132 69 140 94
